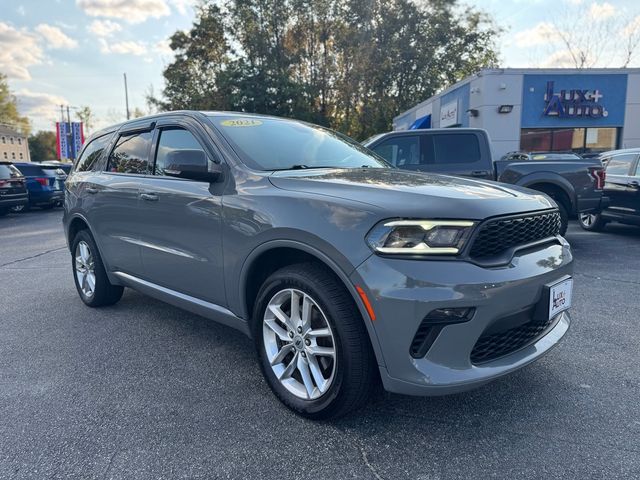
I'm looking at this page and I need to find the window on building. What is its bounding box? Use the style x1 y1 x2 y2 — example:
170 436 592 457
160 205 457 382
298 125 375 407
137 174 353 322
606 154 636 175
76 133 112 172
9 137 14 144
11 152 16 159
17 138 22 145
520 127 618 154
1 136 5 144
19 153 23 159
107 131 153 174
2 152 6 159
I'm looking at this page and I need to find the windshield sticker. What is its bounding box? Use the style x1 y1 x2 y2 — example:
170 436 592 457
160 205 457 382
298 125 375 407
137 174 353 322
221 119 263 127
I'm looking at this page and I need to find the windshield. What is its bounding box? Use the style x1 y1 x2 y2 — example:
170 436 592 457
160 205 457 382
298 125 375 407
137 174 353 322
211 115 389 171
0 164 22 179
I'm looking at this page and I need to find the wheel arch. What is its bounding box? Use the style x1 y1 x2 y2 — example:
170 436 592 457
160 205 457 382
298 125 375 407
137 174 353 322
239 240 386 367
518 174 575 214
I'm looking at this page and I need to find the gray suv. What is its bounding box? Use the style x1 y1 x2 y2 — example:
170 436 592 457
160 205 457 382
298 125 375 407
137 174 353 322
63 111 574 418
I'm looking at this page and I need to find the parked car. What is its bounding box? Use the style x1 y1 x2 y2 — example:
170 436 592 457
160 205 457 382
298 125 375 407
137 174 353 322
64 112 573 419
42 160 72 175
578 148 640 230
0 162 28 215
12 162 67 210
363 129 604 235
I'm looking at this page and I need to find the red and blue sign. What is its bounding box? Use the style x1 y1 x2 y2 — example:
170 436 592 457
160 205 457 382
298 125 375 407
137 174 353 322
522 74 627 128
56 122 84 160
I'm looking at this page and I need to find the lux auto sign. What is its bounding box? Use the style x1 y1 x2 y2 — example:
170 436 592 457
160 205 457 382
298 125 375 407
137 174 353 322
543 81 608 118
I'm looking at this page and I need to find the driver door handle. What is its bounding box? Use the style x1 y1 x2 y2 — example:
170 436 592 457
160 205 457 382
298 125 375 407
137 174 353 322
140 192 159 202
86 187 98 194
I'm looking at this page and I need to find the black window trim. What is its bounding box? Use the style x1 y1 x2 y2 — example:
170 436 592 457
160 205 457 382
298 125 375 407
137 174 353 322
150 124 212 179
106 129 155 177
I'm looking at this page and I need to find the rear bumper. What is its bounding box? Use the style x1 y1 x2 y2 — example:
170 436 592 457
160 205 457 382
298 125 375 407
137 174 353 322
0 193 28 208
29 190 63 206
351 238 573 396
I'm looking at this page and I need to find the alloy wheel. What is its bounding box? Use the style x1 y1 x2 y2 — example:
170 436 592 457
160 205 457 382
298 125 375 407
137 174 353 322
579 213 597 227
75 241 96 298
262 288 337 400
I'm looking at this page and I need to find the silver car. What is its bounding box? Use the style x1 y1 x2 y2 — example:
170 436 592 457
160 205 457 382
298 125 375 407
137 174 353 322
63 111 573 418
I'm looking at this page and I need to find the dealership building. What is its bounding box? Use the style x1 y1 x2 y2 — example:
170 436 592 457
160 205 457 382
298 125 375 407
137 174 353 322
393 68 640 159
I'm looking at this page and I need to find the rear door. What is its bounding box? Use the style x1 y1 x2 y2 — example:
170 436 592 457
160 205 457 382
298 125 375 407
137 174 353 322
87 123 154 275
134 117 226 306
603 153 638 220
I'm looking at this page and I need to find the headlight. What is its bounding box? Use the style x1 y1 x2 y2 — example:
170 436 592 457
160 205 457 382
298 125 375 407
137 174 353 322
366 220 476 255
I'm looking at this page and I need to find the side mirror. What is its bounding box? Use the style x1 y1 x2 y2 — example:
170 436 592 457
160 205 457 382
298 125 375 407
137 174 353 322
164 149 222 182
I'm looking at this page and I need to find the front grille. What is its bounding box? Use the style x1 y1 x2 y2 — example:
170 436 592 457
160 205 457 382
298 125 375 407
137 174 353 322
470 314 558 364
469 210 561 259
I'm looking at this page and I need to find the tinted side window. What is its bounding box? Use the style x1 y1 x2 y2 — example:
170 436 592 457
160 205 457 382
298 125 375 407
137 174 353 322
76 134 112 172
154 128 207 175
371 136 419 167
108 131 153 174
606 154 636 175
423 134 481 164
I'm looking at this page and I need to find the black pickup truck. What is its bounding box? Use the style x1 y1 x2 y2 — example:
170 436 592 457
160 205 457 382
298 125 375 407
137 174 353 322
363 128 604 234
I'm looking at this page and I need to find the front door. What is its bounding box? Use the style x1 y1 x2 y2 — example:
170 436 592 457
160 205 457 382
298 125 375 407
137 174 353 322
135 120 226 307
603 153 638 220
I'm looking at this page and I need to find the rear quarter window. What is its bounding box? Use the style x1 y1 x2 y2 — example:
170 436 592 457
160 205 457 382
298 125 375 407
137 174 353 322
75 133 113 172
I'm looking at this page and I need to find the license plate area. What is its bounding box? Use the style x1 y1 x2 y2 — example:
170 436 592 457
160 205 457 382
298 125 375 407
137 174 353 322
533 276 573 321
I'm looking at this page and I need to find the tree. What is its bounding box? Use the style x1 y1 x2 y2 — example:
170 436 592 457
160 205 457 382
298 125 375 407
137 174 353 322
75 106 94 135
0 73 31 135
28 131 57 162
153 0 501 139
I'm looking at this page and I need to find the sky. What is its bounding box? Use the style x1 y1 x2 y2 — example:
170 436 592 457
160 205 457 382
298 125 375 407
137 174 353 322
2 0 640 133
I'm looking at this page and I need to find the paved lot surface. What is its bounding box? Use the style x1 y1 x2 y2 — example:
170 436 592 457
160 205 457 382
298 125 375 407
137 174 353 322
1 209 639 479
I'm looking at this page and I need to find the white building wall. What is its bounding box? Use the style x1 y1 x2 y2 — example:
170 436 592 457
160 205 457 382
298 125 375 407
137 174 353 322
468 73 523 159
622 73 640 148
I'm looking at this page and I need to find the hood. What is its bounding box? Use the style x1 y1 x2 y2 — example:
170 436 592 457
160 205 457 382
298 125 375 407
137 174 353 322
269 168 555 219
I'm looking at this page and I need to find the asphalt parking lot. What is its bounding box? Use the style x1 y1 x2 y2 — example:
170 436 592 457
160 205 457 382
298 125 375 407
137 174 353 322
1 209 639 479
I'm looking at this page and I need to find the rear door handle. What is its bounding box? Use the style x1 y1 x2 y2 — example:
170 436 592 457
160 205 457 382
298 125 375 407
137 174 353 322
471 170 490 177
86 187 98 194
140 192 159 202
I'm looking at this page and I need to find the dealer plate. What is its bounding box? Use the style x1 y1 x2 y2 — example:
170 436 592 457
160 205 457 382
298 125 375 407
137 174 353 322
549 277 572 319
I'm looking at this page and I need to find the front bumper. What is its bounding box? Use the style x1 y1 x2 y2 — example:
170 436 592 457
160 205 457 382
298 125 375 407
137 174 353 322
351 238 573 396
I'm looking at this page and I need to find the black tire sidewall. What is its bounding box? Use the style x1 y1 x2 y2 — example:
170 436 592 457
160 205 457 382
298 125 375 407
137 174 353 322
578 213 604 231
253 268 352 417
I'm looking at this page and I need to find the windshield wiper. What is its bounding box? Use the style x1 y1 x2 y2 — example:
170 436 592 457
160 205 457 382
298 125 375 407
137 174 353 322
271 164 345 171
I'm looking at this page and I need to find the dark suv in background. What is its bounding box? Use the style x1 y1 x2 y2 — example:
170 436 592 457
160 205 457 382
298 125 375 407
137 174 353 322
578 148 640 230
0 162 28 215
64 111 574 418
13 162 67 210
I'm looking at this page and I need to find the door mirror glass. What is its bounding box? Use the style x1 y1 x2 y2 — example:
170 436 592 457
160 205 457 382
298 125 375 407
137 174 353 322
164 149 221 182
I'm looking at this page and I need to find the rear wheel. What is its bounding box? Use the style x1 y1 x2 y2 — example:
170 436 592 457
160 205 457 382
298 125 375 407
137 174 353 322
578 212 606 232
254 263 377 419
71 229 124 307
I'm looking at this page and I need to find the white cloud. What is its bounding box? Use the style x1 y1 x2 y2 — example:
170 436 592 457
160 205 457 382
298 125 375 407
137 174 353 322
589 2 616 20
17 6 26 15
0 22 43 80
169 0 195 15
88 19 122 37
155 39 172 55
540 49 578 68
514 22 560 48
76 0 171 24
15 89 68 124
99 38 147 56
35 24 78 49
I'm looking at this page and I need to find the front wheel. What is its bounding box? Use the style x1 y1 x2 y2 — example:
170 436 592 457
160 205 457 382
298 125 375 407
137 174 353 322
578 212 606 231
254 263 378 419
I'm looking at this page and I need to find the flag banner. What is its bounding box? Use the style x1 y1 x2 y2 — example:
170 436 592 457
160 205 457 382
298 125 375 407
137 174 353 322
56 122 84 160
71 122 84 159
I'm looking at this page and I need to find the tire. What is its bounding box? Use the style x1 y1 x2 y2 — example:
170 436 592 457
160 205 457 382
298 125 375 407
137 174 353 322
10 204 26 213
253 263 378 419
578 212 606 232
0 208 8 216
71 229 124 307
